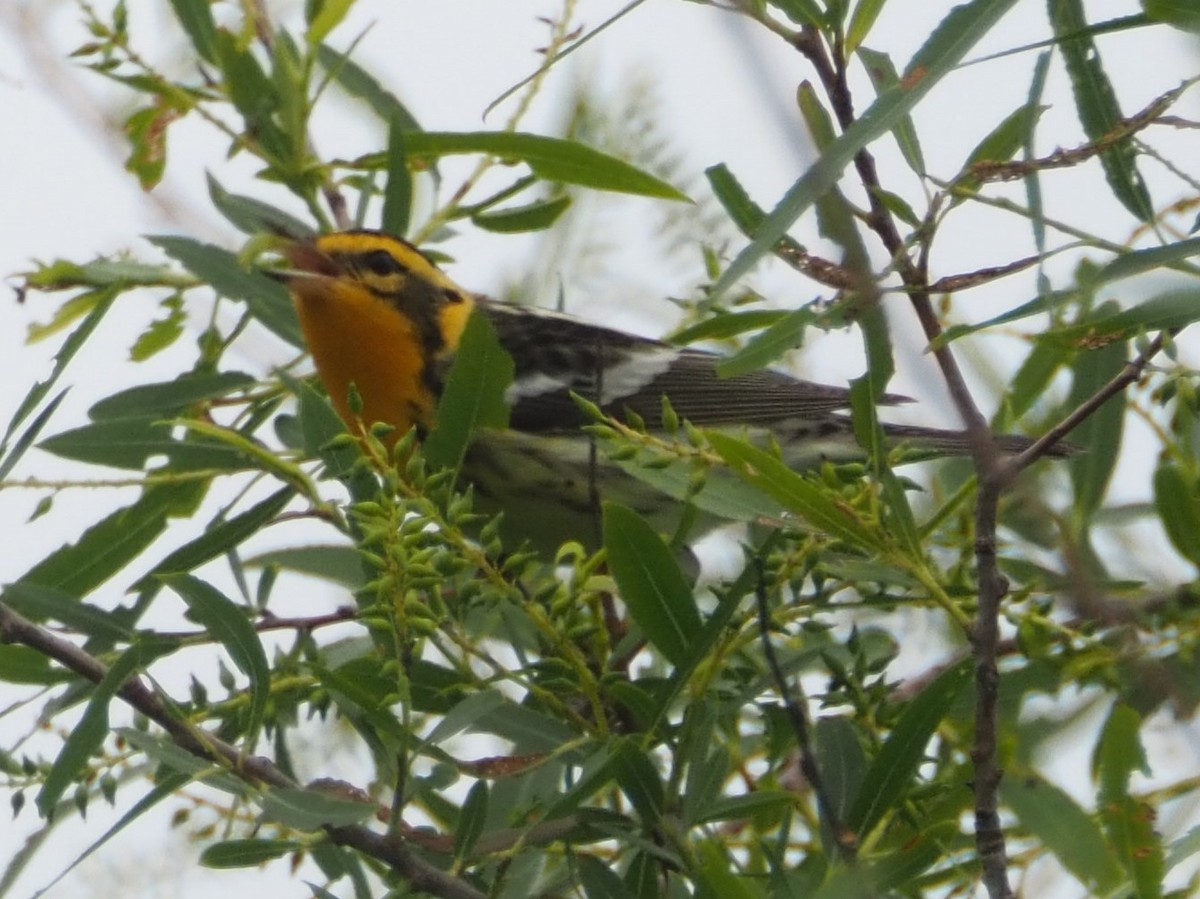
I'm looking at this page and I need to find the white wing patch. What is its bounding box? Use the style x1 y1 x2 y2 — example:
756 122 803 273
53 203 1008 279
597 347 679 405
506 371 573 402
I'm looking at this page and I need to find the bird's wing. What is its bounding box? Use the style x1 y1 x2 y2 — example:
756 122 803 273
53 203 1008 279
478 299 909 432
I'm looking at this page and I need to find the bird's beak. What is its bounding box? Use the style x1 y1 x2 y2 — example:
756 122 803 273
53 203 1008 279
259 236 338 284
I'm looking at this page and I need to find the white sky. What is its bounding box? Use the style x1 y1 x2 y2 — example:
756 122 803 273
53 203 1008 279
2 2 1199 896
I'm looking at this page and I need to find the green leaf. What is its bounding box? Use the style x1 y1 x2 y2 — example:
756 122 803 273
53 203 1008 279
117 728 246 794
847 657 972 836
138 487 293 589
0 645 73 685
1049 0 1153 221
316 44 423 133
1067 330 1126 519
2 284 115 457
306 0 355 46
1091 236 1200 286
670 310 792 346
712 0 1021 296
89 371 255 420
259 786 376 831
602 503 701 668
39 417 254 472
578 854 637 899
0 389 68 483
1144 0 1200 31
370 131 689 202
18 482 206 597
707 433 888 551
130 294 187 361
165 0 217 63
955 102 1046 196
846 0 888 53
425 309 514 471
715 308 817 378
815 716 867 827
693 790 796 824
1154 463 1200 567
610 738 665 825
244 545 365 588
37 638 179 818
454 781 489 861
472 195 571 233
1 581 132 641
706 163 807 258
149 235 303 347
1094 704 1164 897
207 174 314 239
381 118 412 236
858 47 924 174
123 102 180 191
767 0 825 27
1002 773 1123 893
201 839 303 869
421 689 508 748
214 31 289 160
163 574 270 740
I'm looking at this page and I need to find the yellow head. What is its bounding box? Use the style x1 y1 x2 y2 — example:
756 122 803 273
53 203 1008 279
282 230 475 439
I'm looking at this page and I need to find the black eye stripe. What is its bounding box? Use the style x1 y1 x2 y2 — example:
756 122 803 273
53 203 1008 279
442 288 466 304
361 249 406 276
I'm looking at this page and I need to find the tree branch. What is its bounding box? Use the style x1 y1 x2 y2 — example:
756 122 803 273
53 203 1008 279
0 599 486 899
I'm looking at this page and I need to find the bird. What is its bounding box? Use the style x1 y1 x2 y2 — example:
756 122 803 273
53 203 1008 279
274 229 1069 555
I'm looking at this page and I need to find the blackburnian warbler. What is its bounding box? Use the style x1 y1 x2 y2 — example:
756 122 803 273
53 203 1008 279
278 230 1067 553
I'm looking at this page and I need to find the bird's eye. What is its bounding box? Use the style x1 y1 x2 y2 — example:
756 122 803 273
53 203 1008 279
361 249 404 276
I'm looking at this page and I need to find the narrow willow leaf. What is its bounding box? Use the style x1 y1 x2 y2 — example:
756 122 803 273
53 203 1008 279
847 657 971 836
163 574 270 739
260 787 377 830
150 235 303 347
715 308 817 379
316 44 423 133
381 117 412 236
89 371 255 420
858 47 924 174
473 195 571 233
708 433 887 552
18 482 206 598
602 502 700 668
207 174 314 239
138 487 293 590
37 638 179 817
425 309 513 471
712 0 1021 297
371 131 689 202
1154 463 1200 566
1002 773 1123 893
0 646 73 685
1 581 132 640
166 0 217 63
201 838 303 869
1049 0 1153 221
1068 331 1126 519
454 781 489 861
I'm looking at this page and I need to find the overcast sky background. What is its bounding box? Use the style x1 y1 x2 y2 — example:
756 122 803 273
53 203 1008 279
2 2 1199 896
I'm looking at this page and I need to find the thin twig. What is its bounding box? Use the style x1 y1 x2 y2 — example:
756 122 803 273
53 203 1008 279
0 599 486 899
753 559 855 859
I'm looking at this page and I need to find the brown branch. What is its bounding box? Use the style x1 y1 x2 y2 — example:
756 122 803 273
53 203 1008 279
926 254 1043 295
998 333 1165 484
0 599 486 899
970 482 1013 898
968 83 1188 184
753 561 855 859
